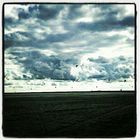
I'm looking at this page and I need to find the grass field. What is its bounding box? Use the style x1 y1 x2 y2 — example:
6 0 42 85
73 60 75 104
3 91 136 138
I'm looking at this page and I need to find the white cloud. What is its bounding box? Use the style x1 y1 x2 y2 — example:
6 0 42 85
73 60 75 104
4 52 26 80
5 4 30 19
70 55 134 82
116 4 135 20
104 28 134 40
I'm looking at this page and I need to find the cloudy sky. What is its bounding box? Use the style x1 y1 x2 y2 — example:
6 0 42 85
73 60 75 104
4 4 135 92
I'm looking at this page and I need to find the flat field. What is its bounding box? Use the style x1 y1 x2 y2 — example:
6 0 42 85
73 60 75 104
3 91 136 138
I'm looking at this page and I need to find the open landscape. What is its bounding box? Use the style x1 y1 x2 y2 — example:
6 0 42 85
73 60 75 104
3 4 136 138
3 91 136 138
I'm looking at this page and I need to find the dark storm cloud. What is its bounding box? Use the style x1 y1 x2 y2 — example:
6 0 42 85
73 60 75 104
18 8 30 19
4 17 17 30
28 4 38 13
77 15 134 32
4 31 75 50
8 50 76 80
4 32 35 49
37 5 63 20
120 16 135 26
4 17 13 26
8 4 63 21
46 32 74 42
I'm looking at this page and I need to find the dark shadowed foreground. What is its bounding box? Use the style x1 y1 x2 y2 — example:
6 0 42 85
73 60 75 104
3 91 136 138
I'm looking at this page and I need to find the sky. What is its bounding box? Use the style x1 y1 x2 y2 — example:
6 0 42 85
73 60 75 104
4 4 135 92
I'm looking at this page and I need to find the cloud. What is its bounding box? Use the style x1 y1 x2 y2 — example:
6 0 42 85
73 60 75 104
4 17 14 28
71 56 134 81
119 16 135 26
46 32 73 42
5 47 134 82
4 4 135 85
66 5 83 19
37 5 63 20
18 8 30 19
77 15 134 32
4 31 33 49
5 49 77 80
4 4 30 19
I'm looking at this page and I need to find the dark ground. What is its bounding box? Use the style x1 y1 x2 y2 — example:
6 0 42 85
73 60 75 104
3 91 136 138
